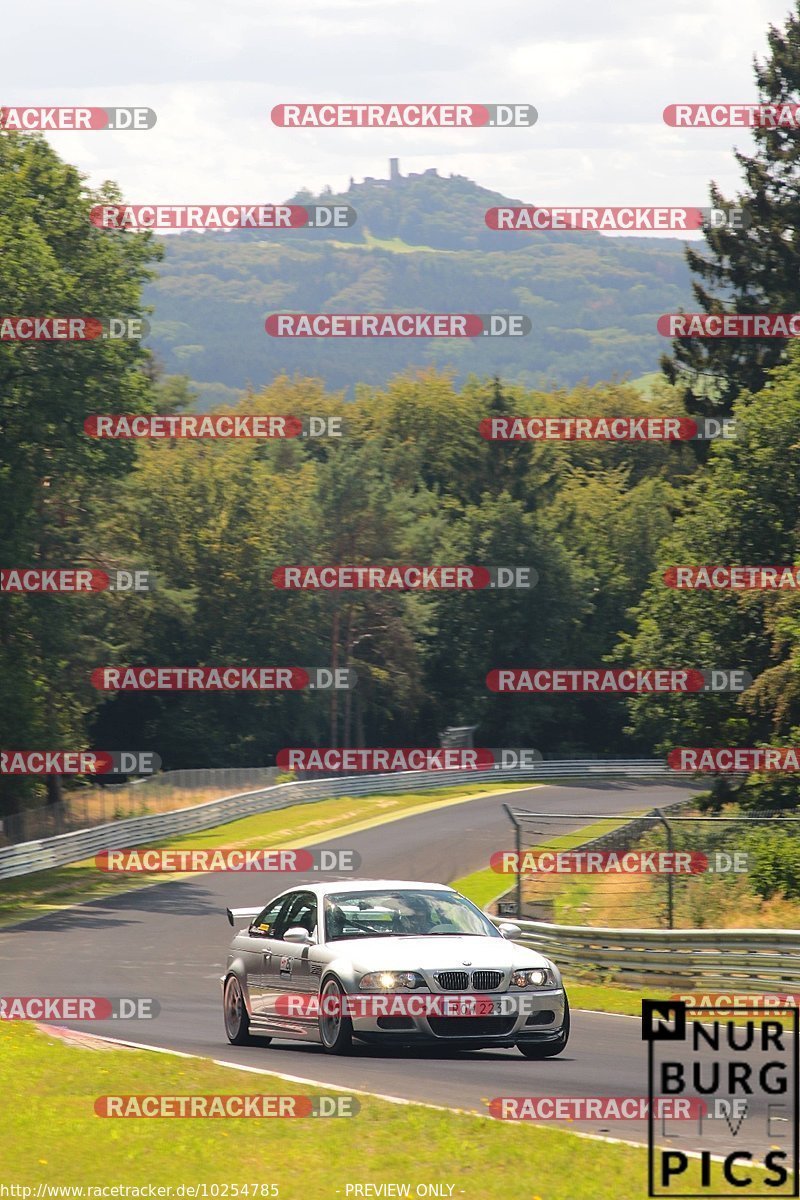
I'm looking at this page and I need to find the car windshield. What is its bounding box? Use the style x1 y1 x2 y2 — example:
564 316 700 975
324 889 499 942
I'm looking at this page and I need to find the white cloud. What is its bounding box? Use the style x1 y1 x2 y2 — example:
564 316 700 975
0 0 792 236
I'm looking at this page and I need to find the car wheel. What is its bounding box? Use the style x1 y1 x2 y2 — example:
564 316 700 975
224 974 262 1045
517 994 570 1059
318 976 354 1055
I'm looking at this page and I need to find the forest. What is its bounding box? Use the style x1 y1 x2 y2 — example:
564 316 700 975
4 1 800 818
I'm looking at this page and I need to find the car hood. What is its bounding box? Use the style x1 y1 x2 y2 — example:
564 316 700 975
326 935 552 973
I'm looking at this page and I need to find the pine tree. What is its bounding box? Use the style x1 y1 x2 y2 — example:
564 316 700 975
662 3 800 421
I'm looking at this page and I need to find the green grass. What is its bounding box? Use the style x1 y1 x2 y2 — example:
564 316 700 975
0 1023 743 1199
564 979 671 1016
452 865 512 910
0 782 532 928
329 231 447 254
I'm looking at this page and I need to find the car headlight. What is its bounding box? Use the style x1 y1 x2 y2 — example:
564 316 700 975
511 968 551 988
359 971 425 991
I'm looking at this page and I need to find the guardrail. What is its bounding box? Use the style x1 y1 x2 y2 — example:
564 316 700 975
0 759 672 880
497 917 800 991
0 766 283 846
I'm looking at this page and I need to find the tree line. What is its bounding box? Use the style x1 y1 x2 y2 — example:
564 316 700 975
4 1 800 814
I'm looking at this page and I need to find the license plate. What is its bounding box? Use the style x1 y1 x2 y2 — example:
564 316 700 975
461 997 504 1016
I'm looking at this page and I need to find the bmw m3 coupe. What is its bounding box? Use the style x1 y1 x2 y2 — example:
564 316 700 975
222 879 569 1056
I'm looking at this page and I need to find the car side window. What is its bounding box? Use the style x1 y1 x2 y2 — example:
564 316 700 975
251 895 293 937
274 892 317 940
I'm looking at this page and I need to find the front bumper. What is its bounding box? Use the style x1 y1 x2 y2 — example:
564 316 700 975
348 987 566 1045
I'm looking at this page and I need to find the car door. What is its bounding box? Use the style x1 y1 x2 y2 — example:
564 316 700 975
240 893 294 1017
261 891 319 1033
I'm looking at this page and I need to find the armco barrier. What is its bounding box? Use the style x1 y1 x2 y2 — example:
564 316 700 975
0 759 672 880
0 765 283 845
496 917 800 991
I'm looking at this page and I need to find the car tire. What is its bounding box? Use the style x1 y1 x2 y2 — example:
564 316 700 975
224 974 263 1045
517 994 570 1059
318 976 354 1055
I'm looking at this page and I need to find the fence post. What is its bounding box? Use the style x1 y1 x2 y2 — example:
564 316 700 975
655 807 674 929
504 804 523 917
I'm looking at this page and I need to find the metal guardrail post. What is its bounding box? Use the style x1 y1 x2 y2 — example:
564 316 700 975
654 807 674 929
503 804 523 916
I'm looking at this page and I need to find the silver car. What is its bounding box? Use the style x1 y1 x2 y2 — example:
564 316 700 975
222 879 569 1057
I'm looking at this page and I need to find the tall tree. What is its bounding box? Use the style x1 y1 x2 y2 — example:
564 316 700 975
624 347 800 804
0 132 161 813
662 3 800 422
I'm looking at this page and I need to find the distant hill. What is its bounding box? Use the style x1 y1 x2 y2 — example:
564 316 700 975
144 161 694 399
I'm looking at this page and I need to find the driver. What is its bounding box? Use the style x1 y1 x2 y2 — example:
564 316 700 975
393 893 432 934
325 900 346 940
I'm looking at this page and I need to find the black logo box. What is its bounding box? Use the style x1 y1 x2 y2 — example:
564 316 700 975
643 1000 799 1198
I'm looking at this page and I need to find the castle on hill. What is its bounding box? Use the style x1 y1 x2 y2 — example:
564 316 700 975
348 159 440 190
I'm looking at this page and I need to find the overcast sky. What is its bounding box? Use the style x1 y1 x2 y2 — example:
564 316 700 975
1 0 792 236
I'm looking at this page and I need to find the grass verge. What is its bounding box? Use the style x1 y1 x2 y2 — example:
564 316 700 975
0 1023 737 1200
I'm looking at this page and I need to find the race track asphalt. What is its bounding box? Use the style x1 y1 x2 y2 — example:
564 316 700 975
2 780 790 1160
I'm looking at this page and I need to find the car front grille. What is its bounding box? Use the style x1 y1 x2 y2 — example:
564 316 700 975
434 970 504 991
428 1016 517 1038
434 971 470 991
472 970 503 991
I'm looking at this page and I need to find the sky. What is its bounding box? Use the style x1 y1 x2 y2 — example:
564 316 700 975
0 0 793 237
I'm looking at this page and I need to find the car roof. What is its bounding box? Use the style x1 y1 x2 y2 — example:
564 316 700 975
274 879 457 899
322 879 455 893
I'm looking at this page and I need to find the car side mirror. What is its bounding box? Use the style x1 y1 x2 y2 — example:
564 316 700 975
498 921 522 940
283 926 315 945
